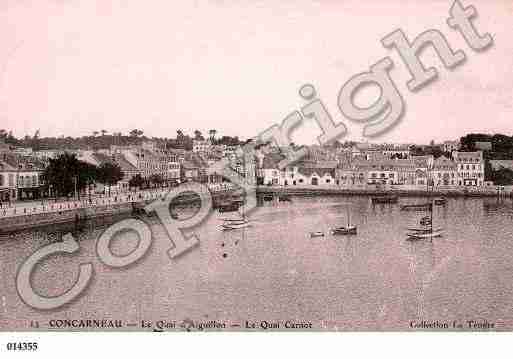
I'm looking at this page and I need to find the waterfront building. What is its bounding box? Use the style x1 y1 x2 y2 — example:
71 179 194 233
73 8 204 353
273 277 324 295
432 155 458 186
166 154 181 183
260 154 283 186
366 162 397 185
393 159 416 185
335 161 357 186
296 161 337 186
112 153 139 190
112 146 167 180
0 160 17 203
350 159 371 185
411 155 434 185
381 144 411 159
452 151 484 186
14 158 45 200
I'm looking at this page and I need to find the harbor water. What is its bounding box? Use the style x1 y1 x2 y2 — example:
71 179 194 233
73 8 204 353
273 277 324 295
1 195 512 330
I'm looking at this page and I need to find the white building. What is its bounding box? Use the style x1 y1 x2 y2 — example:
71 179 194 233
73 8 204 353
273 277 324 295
452 151 484 186
0 160 17 203
432 155 458 186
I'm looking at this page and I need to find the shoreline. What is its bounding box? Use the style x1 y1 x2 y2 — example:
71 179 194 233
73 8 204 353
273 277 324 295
0 186 508 234
256 186 508 198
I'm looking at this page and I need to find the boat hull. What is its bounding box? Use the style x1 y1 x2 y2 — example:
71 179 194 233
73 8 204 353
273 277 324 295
406 230 443 240
221 223 252 231
371 196 398 204
331 227 357 235
309 232 325 237
401 204 432 211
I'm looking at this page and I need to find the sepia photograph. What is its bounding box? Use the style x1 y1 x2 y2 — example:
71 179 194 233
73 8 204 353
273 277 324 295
0 0 512 356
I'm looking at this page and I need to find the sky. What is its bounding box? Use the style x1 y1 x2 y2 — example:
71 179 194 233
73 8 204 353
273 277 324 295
0 0 511 145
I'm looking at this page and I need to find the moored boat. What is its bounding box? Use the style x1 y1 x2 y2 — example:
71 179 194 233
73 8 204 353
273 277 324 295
310 231 325 238
278 195 292 202
406 229 443 240
434 197 447 205
401 203 432 211
331 225 357 235
331 207 357 235
263 194 274 202
221 221 252 231
371 195 398 204
419 216 431 226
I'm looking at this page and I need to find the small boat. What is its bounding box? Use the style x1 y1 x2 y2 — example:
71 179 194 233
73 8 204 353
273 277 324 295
221 221 252 231
401 203 432 211
406 229 443 240
407 227 444 232
419 216 431 226
331 225 357 235
220 201 251 230
263 195 274 202
310 231 325 238
331 207 357 235
371 195 398 204
434 197 446 205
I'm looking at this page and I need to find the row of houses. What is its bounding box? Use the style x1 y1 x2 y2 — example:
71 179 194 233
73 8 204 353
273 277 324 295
0 139 254 202
0 144 46 202
259 151 486 188
0 135 490 203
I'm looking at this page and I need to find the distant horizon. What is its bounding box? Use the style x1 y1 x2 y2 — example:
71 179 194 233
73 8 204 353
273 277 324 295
2 126 509 148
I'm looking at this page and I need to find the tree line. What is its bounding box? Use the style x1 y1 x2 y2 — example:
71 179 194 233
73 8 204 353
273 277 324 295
0 128 244 152
43 153 124 199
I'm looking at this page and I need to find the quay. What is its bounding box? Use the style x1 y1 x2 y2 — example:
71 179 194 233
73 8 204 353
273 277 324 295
1 184 510 234
0 187 243 234
256 185 512 198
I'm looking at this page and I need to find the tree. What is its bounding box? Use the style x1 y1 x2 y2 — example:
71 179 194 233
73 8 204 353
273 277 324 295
43 153 97 199
149 174 164 188
101 129 108 136
97 162 124 195
93 131 99 137
128 174 145 189
129 129 144 138
489 167 513 185
194 130 204 141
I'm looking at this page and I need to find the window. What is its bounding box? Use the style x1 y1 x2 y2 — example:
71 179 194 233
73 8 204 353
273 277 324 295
0 174 3 186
